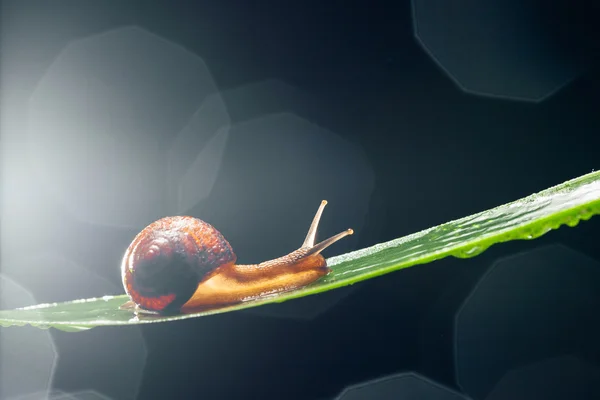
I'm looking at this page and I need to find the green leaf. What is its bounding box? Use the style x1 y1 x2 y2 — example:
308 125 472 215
1 171 599 331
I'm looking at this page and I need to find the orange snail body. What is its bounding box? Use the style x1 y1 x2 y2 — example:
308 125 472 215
120 200 353 314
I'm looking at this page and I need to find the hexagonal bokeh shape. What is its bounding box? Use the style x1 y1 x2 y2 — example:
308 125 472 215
26 25 228 228
168 78 315 216
412 0 587 101
3 251 147 400
0 275 58 400
485 355 600 400
454 244 600 399
337 372 470 400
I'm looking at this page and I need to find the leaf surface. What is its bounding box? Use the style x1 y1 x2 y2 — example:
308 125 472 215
1 171 599 331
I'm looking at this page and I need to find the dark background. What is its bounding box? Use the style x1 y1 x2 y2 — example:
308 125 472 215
1 1 599 399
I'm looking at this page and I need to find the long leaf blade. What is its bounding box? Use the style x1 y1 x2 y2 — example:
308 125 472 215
1 171 599 331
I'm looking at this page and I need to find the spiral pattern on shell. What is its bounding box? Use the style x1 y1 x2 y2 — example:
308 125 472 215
121 216 236 312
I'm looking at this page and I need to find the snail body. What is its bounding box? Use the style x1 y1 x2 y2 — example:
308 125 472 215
121 200 353 314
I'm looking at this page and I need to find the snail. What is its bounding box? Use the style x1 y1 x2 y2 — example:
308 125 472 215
120 200 353 314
